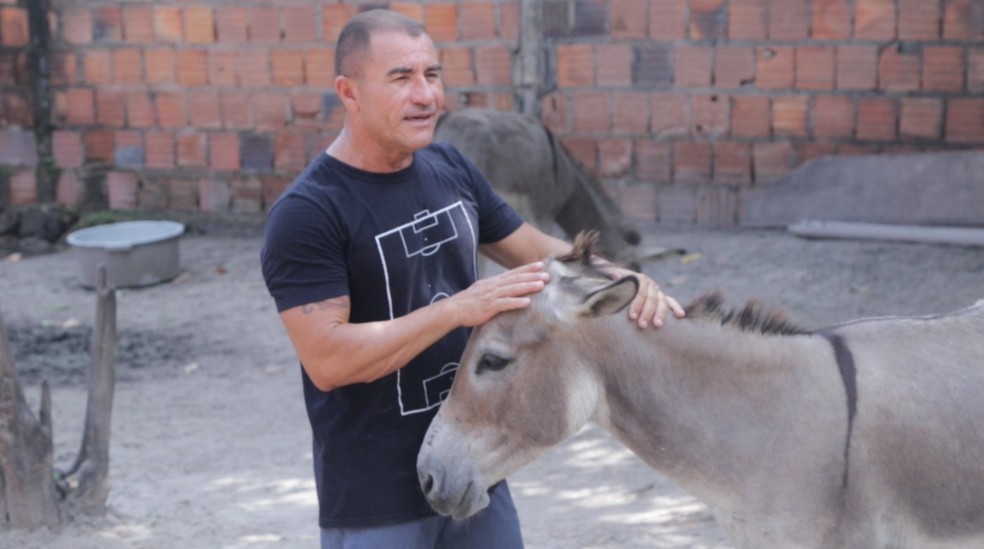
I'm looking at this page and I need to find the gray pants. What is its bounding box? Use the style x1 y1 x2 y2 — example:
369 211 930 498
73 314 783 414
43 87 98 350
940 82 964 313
320 482 524 549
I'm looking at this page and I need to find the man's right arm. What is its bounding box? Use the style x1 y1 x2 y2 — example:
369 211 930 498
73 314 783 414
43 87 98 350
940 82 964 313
279 262 549 392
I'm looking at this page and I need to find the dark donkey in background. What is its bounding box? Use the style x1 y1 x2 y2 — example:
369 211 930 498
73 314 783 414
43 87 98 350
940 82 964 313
418 232 984 548
435 108 678 269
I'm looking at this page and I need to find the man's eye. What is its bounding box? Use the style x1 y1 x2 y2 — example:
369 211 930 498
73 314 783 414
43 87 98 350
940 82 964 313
477 353 512 374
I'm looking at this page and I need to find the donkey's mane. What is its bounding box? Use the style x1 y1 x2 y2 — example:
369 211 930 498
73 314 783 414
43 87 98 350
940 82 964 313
555 231 615 280
685 291 810 336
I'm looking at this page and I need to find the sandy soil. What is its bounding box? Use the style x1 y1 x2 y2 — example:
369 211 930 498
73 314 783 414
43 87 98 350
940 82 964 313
1 225 982 548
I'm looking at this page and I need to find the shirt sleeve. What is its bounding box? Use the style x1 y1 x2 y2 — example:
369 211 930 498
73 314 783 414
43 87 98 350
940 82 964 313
260 195 351 313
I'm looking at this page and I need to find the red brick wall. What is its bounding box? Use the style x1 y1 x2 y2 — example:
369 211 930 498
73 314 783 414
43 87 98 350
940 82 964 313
1 0 982 225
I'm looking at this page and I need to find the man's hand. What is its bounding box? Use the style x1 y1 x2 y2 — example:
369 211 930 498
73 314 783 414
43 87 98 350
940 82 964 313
448 262 550 327
600 264 685 329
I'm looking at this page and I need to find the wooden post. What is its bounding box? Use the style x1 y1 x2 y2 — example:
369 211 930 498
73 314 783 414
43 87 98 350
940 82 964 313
515 0 543 116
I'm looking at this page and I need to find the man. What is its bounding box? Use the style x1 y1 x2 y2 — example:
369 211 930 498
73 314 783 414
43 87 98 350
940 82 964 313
260 9 684 548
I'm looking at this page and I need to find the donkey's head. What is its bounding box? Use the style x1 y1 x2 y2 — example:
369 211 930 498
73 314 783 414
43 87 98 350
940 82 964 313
417 232 639 519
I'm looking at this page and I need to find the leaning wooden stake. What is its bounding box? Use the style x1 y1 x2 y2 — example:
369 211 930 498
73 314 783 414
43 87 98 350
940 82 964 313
63 263 117 514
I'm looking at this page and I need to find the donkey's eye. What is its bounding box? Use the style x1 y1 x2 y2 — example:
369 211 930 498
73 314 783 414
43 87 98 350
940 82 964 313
476 353 512 374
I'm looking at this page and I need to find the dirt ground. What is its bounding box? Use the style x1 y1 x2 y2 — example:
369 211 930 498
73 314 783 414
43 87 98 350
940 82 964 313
1 223 982 549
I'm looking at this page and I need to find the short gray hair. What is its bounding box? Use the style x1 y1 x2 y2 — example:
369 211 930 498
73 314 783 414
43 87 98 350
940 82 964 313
334 9 427 78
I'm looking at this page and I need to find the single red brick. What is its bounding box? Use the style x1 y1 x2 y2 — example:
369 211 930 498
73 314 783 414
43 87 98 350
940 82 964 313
898 0 940 40
611 0 648 38
155 92 186 129
772 95 809 137
440 48 474 86
145 131 175 169
210 133 241 171
254 92 287 131
184 6 214 44
690 0 727 39
306 48 335 86
856 0 896 40
153 6 183 42
323 4 356 43
220 91 252 129
615 183 657 222
899 97 942 140
459 3 495 40
769 0 808 39
9 169 36 204
83 49 112 84
813 95 854 138
62 7 92 45
215 7 248 44
611 91 650 134
596 44 633 87
922 46 965 92
272 49 304 87
970 47 984 93
53 130 83 168
82 130 114 162
856 97 896 141
598 139 632 178
797 142 835 163
729 0 766 40
291 93 322 120
282 6 315 43
56 171 82 206
177 49 208 86
651 93 688 137
713 141 751 184
756 46 794 89
95 90 125 127
573 91 610 133
556 44 594 87
66 88 95 125
796 46 835 89
945 98 984 143
1 7 29 46
248 7 281 44
113 48 143 85
674 142 712 184
692 93 729 137
650 0 687 39
634 140 671 183
878 45 920 92
208 50 237 86
499 1 520 43
237 50 270 87
107 171 138 209
187 91 221 129
177 132 206 167
715 45 755 88
126 92 155 128
275 131 307 171
475 45 511 86
674 44 713 87
51 52 77 86
91 6 122 43
943 0 984 40
753 141 797 182
836 45 877 90
2 91 31 127
812 0 851 39
731 95 770 138
424 3 457 42
145 48 176 85
123 5 154 43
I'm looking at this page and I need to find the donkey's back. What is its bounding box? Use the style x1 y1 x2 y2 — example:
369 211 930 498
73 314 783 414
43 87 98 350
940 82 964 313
829 300 984 548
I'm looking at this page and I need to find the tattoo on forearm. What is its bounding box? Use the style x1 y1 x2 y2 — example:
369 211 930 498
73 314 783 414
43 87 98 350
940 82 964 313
300 296 349 314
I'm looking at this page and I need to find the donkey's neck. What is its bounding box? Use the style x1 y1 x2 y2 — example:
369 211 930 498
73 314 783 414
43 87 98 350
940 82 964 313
588 317 842 511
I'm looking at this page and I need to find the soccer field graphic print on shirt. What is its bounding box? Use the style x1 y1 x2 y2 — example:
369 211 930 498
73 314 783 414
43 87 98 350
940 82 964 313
375 201 478 416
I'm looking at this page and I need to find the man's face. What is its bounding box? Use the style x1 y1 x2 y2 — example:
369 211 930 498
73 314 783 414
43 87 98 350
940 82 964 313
352 31 444 157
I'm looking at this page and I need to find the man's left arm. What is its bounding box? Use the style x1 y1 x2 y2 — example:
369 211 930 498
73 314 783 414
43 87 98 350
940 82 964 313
481 222 685 328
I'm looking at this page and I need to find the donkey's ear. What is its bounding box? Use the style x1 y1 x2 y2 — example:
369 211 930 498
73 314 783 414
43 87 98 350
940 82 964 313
577 276 639 318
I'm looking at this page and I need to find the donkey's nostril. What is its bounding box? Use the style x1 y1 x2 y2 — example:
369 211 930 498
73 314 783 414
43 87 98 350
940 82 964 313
421 471 435 495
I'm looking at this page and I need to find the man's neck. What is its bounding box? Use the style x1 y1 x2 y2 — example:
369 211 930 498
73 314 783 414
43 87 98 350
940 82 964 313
327 128 415 173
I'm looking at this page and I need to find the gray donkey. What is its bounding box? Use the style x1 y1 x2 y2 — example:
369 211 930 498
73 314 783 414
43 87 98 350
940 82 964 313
419 232 984 548
435 108 676 268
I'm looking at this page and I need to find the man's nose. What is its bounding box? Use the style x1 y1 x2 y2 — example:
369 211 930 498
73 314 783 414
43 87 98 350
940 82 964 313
410 76 437 105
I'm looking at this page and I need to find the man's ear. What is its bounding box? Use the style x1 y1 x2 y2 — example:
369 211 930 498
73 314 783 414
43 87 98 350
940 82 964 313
576 276 639 318
335 75 359 112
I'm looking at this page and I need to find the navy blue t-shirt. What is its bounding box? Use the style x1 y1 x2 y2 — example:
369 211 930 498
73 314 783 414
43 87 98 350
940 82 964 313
260 143 523 528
